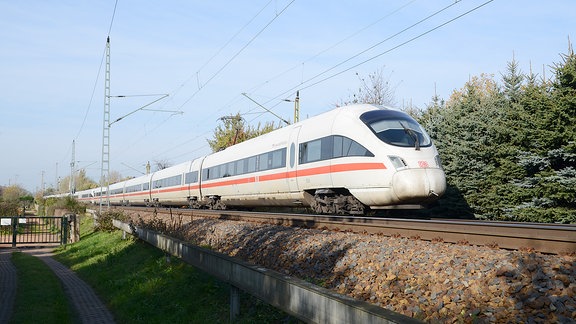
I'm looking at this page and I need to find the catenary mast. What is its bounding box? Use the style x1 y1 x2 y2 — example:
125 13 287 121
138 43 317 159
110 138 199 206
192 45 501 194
99 37 111 213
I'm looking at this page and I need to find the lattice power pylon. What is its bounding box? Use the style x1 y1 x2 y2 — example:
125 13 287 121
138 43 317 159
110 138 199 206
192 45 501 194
99 36 111 213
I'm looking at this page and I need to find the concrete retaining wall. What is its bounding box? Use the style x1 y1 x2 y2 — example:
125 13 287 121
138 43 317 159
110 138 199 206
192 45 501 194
113 219 420 324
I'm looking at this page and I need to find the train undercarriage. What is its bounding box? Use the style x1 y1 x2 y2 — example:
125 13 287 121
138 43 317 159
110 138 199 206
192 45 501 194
181 188 367 215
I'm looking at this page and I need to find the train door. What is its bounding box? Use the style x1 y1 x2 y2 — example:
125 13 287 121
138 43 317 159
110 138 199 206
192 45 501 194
288 126 301 194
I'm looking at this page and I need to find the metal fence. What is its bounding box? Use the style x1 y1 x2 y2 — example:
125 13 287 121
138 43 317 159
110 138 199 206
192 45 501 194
0 216 68 247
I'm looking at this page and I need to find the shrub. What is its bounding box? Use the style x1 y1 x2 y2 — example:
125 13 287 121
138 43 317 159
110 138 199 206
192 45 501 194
94 209 127 232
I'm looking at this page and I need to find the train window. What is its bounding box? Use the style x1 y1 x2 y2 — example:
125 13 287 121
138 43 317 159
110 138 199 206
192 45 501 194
185 171 198 184
211 166 219 180
228 162 235 177
247 156 257 173
202 148 287 181
155 175 182 188
271 149 285 169
360 109 432 148
111 188 123 195
256 153 267 171
300 135 373 164
343 136 372 157
172 175 182 186
220 164 229 177
236 159 246 175
321 136 333 160
126 184 143 193
333 136 343 157
300 139 322 163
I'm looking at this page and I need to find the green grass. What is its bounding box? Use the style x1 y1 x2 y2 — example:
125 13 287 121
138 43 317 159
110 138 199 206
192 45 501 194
10 252 75 324
51 215 298 323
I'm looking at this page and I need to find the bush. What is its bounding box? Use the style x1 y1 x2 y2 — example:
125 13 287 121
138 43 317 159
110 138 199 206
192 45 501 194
42 196 86 216
0 200 19 216
94 210 127 232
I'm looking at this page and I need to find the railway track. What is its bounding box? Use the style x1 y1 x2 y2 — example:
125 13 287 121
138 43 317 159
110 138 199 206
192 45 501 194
114 206 576 255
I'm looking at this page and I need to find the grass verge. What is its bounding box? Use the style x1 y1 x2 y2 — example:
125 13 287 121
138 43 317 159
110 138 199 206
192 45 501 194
52 214 298 323
11 252 75 324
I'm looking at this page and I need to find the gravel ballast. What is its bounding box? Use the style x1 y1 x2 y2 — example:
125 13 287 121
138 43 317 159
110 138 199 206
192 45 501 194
131 215 576 323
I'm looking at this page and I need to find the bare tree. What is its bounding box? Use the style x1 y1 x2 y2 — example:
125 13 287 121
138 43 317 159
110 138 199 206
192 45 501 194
336 67 397 107
107 170 124 184
153 159 173 171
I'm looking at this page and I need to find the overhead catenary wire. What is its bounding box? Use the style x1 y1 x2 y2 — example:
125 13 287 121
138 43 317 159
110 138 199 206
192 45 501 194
244 0 419 97
176 0 296 111
145 0 479 162
260 0 495 112
125 1 298 163
60 0 120 173
98 1 494 177
73 0 119 142
167 0 276 102
114 1 295 165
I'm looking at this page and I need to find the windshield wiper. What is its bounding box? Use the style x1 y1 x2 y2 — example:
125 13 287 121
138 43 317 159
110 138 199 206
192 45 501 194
400 121 420 150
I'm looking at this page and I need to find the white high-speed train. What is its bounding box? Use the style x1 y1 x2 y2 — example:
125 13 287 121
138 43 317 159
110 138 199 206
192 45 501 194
67 104 446 215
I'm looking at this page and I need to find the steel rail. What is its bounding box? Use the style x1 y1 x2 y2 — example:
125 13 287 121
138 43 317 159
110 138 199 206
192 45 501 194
116 207 576 255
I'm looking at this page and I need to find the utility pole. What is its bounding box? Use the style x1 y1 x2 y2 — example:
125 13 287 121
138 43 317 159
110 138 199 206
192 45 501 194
70 140 76 195
100 36 111 213
294 91 300 123
98 36 175 214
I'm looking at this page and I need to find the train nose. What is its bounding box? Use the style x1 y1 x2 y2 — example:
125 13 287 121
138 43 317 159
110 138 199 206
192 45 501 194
391 168 446 203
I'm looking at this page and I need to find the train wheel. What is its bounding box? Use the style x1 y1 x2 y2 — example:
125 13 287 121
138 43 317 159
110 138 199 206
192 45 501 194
188 197 201 209
206 196 226 210
310 190 366 215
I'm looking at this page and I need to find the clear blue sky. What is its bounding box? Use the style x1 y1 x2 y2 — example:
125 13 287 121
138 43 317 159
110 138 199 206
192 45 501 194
1 0 574 192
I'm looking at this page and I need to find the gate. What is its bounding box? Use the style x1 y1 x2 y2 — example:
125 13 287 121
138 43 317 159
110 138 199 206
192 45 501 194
0 216 69 247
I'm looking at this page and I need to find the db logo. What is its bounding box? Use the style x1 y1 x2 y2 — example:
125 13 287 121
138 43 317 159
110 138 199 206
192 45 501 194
418 160 429 168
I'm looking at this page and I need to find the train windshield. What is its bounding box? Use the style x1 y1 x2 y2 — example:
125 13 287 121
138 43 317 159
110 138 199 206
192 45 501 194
360 109 432 149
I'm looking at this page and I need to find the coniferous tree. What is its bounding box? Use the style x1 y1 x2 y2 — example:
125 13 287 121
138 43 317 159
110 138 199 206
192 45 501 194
512 44 576 222
420 47 576 222
502 56 524 103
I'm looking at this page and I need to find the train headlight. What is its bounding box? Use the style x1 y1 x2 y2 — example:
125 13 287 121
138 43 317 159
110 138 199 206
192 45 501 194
434 154 443 169
388 155 407 169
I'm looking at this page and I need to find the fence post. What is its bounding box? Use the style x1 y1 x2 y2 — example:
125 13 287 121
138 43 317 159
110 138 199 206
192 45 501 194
69 214 80 243
61 216 69 245
11 217 17 248
230 285 240 322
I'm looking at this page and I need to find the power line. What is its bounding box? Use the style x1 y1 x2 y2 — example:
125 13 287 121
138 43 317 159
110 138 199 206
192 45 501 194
73 46 106 142
169 0 275 102
245 0 419 96
107 0 119 37
65 0 120 166
153 0 419 160
196 0 275 82
113 1 295 164
74 0 119 141
110 1 493 168
268 0 495 108
118 1 298 163
177 0 296 110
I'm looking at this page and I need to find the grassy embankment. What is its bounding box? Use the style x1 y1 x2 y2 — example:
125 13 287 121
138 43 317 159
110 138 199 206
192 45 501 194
12 214 297 323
